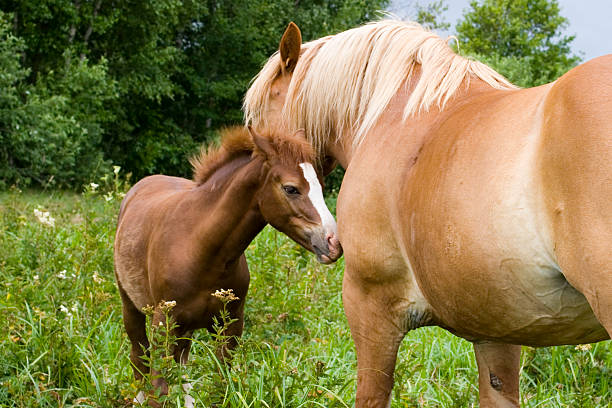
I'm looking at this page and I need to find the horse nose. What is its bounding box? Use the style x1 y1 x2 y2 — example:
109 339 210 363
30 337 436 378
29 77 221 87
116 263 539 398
326 232 343 261
310 228 341 264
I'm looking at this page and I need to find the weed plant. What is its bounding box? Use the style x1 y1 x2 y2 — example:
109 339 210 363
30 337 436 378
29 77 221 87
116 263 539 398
0 172 610 407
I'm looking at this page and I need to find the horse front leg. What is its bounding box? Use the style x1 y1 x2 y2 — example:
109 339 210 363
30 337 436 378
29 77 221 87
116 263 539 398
343 271 410 408
473 342 521 408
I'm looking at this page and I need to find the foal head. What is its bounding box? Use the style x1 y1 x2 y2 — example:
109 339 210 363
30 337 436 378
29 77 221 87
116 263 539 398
249 126 342 264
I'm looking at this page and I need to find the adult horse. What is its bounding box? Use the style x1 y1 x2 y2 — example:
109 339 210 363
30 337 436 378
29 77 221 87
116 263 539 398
244 20 611 407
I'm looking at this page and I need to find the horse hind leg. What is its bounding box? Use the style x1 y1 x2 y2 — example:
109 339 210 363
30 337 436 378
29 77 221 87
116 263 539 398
540 86 612 339
554 231 612 338
544 176 612 337
473 342 521 408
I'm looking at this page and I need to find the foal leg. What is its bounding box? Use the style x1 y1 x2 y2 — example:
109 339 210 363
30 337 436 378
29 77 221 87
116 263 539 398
214 300 245 363
343 272 410 408
117 286 150 405
473 342 521 408
144 310 171 406
173 330 195 408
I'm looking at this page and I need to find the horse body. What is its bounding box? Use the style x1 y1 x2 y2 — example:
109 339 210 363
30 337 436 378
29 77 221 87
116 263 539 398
114 127 341 405
348 79 607 344
245 21 611 407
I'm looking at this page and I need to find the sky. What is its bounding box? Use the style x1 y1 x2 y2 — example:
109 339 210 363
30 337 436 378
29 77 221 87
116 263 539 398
389 0 612 62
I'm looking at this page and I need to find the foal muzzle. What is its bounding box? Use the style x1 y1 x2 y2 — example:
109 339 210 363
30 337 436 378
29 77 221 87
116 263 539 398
310 229 343 264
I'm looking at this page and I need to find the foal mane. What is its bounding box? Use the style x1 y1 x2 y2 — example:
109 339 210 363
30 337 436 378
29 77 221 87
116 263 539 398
191 126 314 186
244 20 517 157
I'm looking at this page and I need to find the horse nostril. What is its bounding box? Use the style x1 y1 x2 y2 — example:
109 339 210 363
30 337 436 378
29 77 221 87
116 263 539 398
326 234 338 247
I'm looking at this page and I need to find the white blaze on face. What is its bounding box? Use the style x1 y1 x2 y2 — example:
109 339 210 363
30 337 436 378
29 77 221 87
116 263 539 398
299 163 337 234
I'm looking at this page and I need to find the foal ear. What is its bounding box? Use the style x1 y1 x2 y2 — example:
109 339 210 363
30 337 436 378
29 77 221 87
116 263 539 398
248 125 275 160
279 22 302 73
292 128 306 140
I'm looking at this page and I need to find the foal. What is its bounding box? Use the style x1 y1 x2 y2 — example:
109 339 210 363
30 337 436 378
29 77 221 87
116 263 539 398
114 126 341 405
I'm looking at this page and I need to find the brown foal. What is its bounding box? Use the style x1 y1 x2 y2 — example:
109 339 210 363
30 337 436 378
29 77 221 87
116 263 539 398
113 126 341 405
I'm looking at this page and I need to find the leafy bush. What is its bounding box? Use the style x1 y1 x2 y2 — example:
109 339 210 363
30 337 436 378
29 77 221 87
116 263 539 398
0 12 115 188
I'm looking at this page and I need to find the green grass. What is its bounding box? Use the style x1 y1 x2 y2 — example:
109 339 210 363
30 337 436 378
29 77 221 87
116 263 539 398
0 188 610 407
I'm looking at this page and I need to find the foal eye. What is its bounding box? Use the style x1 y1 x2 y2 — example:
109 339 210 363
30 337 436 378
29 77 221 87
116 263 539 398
282 185 300 196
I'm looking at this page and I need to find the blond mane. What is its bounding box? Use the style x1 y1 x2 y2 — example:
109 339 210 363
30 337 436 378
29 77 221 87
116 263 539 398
191 126 314 185
244 20 517 156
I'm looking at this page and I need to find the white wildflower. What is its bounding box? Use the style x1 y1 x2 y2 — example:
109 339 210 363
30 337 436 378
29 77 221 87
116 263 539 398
159 300 177 312
57 270 67 279
113 165 121 175
104 192 113 202
33 208 55 227
89 182 99 191
33 275 39 283
59 305 72 317
92 271 104 284
212 288 239 302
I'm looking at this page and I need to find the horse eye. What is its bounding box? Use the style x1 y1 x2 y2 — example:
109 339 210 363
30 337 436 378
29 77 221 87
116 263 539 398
282 185 300 195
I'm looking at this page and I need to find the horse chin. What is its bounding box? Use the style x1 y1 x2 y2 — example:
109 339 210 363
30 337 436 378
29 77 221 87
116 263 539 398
316 253 334 264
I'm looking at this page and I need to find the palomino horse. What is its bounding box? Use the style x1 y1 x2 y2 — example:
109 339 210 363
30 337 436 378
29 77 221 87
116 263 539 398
114 126 341 406
244 20 611 407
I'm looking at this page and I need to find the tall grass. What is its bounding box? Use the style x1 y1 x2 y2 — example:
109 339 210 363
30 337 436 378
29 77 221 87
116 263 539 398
0 185 610 407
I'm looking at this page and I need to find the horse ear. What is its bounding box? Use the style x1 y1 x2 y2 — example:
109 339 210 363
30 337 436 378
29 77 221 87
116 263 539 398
279 22 302 73
248 126 275 159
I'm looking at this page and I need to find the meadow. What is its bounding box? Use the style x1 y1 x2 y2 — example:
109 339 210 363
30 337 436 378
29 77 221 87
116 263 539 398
0 177 610 407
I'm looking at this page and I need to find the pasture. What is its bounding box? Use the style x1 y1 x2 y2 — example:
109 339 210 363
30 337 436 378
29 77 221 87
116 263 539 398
0 182 610 407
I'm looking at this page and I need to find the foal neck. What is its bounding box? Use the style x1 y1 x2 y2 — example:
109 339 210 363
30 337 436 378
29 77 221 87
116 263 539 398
191 153 268 262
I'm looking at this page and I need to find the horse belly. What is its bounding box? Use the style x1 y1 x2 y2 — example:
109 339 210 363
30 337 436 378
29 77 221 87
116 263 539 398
408 138 608 346
460 256 607 346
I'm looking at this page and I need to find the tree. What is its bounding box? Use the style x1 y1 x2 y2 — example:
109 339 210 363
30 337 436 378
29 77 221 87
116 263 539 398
0 11 112 188
1 0 389 187
456 0 579 86
388 0 450 31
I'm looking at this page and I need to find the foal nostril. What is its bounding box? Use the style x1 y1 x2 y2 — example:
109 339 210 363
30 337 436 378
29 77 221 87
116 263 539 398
326 234 339 248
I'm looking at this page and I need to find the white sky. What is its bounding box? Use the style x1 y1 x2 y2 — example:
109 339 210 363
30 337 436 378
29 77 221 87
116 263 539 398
390 0 612 62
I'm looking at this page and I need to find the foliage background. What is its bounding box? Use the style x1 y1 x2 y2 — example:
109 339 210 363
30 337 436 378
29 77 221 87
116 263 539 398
455 0 579 87
0 0 387 189
0 0 583 190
